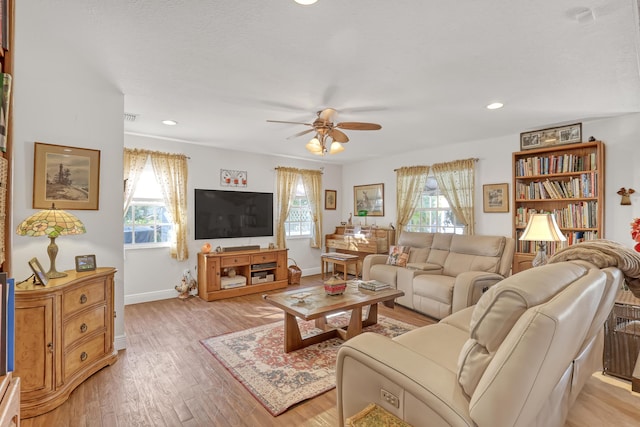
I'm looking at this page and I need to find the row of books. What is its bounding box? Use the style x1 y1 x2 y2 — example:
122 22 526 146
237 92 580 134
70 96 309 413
515 152 597 177
515 172 598 200
515 203 599 229
516 230 599 254
354 280 390 291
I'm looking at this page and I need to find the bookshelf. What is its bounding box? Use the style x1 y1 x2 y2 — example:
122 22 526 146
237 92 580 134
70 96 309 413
512 141 605 273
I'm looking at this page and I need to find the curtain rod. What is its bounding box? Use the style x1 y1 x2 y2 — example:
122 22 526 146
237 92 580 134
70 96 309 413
274 167 323 174
393 158 478 171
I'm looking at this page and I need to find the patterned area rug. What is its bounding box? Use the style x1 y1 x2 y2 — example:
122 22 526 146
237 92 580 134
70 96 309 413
200 314 416 416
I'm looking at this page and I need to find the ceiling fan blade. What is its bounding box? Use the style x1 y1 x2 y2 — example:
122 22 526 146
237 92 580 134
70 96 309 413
286 128 315 140
336 122 382 131
329 129 349 143
266 120 313 126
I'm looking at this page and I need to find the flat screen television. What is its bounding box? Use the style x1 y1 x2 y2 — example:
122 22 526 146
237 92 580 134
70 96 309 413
194 189 274 239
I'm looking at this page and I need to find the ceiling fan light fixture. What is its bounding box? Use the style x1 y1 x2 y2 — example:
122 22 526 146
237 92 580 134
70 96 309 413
329 141 344 154
306 137 323 153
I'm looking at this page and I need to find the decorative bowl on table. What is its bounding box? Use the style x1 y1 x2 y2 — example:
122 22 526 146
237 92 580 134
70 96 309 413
324 276 347 296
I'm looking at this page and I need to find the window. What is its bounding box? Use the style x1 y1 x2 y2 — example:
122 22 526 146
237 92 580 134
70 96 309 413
406 176 465 234
285 179 312 237
124 162 174 246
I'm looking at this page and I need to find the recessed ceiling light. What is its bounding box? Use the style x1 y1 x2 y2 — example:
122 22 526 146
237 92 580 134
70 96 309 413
295 0 317 5
162 120 178 126
486 102 504 110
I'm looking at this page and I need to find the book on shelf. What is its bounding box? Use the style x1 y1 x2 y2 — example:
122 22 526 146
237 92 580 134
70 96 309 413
356 280 390 291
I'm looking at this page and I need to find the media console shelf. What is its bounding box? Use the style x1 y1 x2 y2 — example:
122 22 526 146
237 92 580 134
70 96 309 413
197 248 289 301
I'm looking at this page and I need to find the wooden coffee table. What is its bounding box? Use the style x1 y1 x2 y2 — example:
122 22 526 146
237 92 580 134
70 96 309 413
263 283 404 353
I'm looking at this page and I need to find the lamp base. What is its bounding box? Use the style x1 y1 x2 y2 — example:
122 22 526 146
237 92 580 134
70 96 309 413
532 242 548 267
46 270 68 279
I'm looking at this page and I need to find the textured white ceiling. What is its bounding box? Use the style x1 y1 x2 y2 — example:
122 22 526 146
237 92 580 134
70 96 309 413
30 1 640 163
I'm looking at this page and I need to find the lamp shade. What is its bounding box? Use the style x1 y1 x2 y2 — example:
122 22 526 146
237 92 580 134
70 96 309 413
16 204 86 279
16 205 86 238
519 214 566 242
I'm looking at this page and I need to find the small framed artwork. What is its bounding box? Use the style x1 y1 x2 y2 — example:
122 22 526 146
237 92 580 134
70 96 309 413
325 190 337 210
354 183 384 216
520 123 582 151
33 142 101 210
483 183 509 213
220 169 247 187
28 257 48 285
75 254 97 272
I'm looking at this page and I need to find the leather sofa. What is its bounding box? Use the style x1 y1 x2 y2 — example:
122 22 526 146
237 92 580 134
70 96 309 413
336 260 621 427
362 232 515 319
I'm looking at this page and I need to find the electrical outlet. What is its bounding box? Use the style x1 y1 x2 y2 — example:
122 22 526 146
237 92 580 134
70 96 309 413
381 389 399 408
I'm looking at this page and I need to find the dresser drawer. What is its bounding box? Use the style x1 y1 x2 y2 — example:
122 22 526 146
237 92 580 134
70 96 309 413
63 280 106 316
63 305 107 348
220 255 250 267
65 333 106 379
251 252 278 264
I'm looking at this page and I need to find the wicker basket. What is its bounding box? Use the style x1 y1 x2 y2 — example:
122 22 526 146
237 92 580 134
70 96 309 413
287 258 302 285
604 290 640 380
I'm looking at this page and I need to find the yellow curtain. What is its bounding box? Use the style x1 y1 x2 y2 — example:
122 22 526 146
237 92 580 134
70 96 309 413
276 167 300 249
396 165 430 240
123 148 149 216
432 158 476 235
300 169 323 248
150 151 189 261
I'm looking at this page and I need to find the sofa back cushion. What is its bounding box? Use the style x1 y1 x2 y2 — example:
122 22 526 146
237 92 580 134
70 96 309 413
398 231 434 248
456 261 591 396
442 235 505 277
426 233 453 266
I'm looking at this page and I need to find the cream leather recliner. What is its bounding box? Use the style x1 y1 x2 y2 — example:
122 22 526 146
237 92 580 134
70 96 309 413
336 260 621 427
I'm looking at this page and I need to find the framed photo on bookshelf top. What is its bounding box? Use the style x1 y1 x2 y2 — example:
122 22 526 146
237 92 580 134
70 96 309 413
32 142 101 210
483 183 509 213
520 123 582 151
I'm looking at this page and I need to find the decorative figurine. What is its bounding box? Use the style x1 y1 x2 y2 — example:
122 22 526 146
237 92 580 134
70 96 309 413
617 187 635 205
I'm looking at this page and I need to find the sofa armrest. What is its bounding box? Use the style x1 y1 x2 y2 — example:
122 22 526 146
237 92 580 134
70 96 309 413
452 271 505 313
337 332 473 427
362 254 388 280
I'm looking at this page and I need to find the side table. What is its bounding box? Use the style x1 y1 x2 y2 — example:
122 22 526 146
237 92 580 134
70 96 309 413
321 253 360 280
603 289 640 392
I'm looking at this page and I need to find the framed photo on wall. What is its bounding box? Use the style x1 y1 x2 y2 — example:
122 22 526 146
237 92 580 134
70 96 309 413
483 183 509 213
325 190 337 210
354 183 384 216
33 142 101 210
519 123 582 151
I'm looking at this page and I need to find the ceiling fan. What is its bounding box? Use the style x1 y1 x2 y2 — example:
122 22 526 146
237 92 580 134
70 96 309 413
267 108 382 155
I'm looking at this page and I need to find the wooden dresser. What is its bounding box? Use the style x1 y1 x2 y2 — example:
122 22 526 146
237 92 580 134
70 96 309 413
325 226 395 275
14 268 117 418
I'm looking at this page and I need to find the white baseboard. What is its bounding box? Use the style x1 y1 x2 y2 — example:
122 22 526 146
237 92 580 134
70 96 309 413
302 266 321 276
125 288 181 305
114 334 127 350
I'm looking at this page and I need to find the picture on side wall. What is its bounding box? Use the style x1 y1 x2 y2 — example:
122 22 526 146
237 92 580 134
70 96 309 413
33 142 101 210
520 123 582 151
325 190 337 210
354 183 384 216
483 183 509 213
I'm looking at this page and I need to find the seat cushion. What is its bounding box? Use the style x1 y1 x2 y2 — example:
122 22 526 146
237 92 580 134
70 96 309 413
394 323 468 374
413 274 455 304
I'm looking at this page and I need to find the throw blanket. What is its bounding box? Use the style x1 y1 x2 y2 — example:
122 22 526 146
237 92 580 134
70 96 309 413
548 239 640 298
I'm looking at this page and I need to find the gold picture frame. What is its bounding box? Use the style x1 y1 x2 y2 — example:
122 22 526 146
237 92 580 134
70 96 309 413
33 142 101 210
483 183 509 213
325 189 337 210
520 123 582 151
354 183 384 216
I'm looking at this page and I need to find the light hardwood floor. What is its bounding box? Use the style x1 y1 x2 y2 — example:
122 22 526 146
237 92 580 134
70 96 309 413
21 275 640 426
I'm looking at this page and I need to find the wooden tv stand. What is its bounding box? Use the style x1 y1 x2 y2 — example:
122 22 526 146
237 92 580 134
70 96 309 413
197 248 289 301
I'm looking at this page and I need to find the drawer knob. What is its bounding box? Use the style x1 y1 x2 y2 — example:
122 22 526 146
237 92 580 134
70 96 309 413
80 352 88 362
80 323 88 333
80 294 87 304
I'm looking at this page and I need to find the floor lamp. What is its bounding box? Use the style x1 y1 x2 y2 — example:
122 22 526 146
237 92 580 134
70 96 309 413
519 213 566 267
